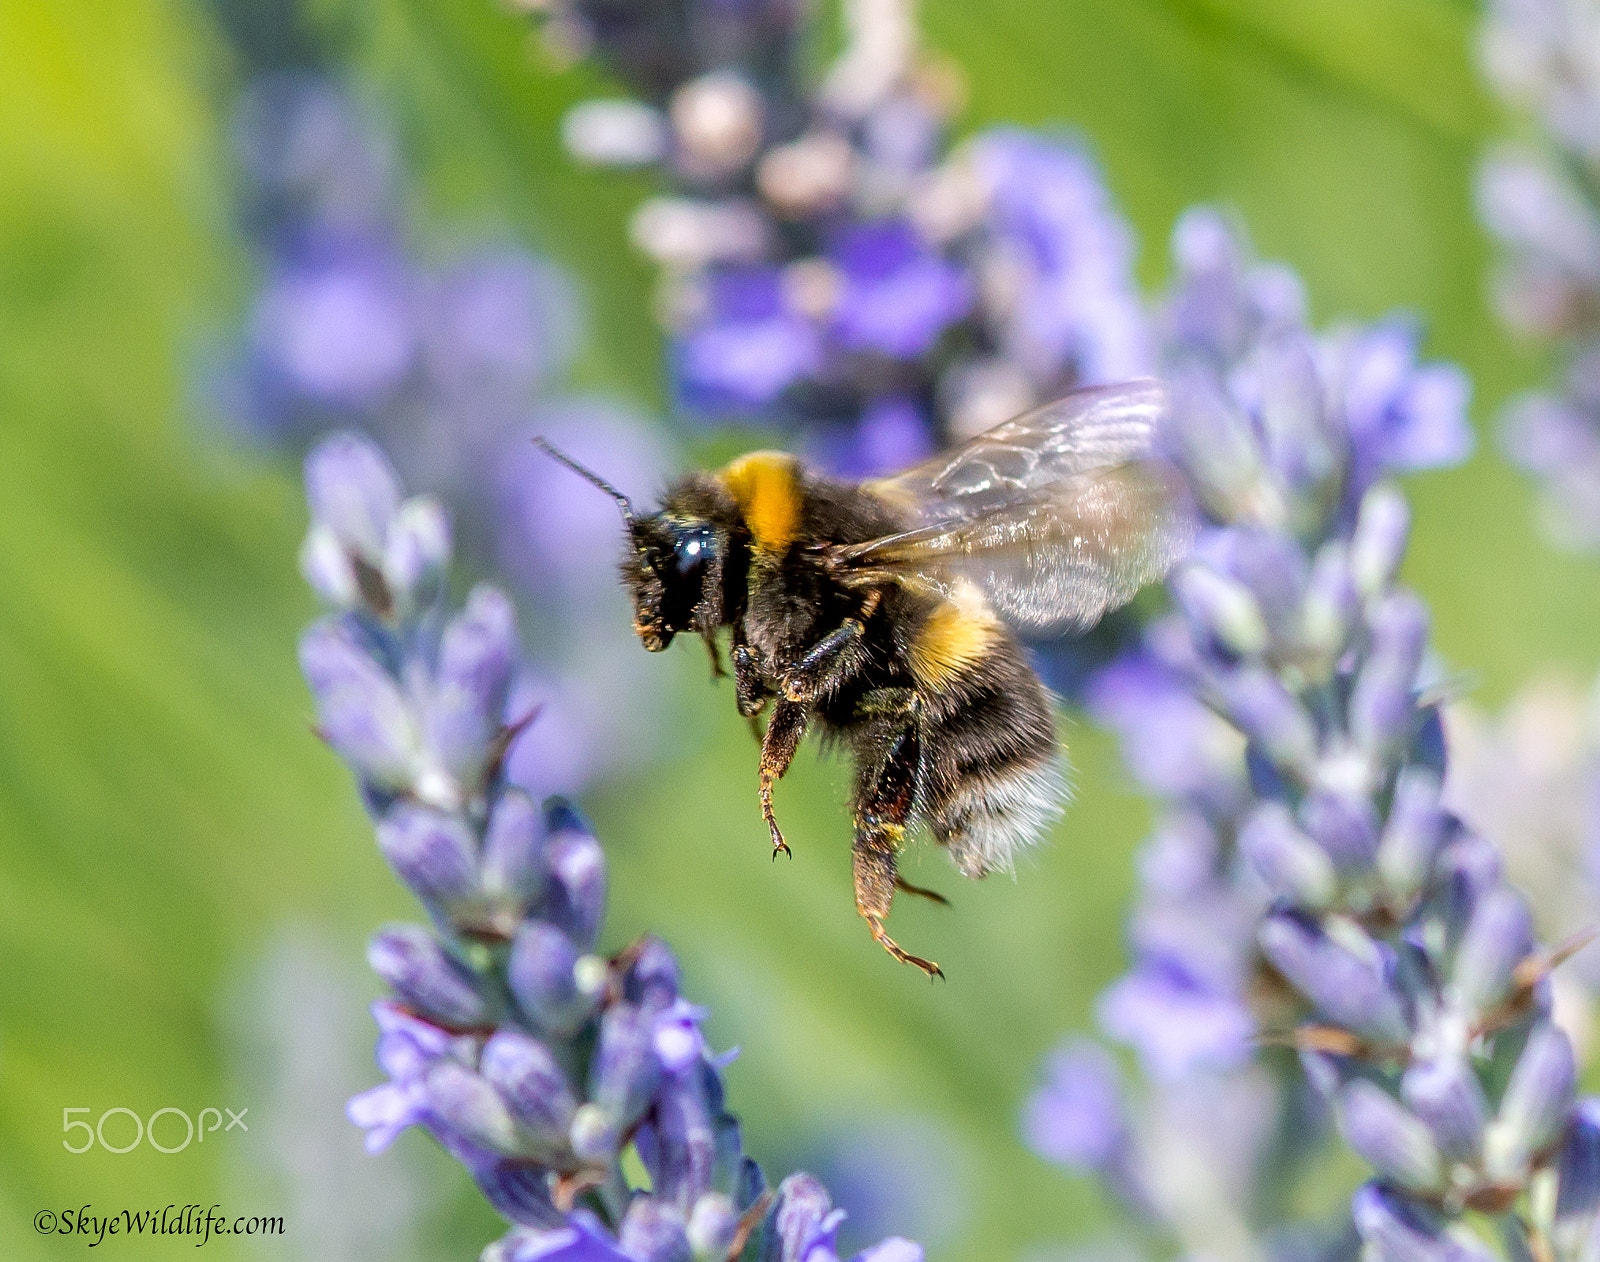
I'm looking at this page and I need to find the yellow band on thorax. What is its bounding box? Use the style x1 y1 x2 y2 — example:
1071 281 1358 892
720 451 802 553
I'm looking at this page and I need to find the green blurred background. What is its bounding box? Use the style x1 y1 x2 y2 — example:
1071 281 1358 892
1 0 1595 1258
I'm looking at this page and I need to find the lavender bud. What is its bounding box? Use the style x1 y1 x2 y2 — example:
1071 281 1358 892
1173 565 1269 657
304 431 401 559
1254 332 1337 498
1299 789 1380 872
1337 1080 1445 1192
479 1029 577 1152
542 804 607 948
589 1002 662 1135
561 98 668 167
649 1070 718 1205
1401 1057 1488 1162
1352 1183 1491 1262
569 1102 618 1164
507 922 596 1036
1350 483 1410 599
686 1192 739 1257
367 925 488 1028
381 497 450 605
1239 802 1337 909
375 803 479 911
484 1216 623 1262
300 621 420 787
425 1060 525 1156
653 1000 709 1076
1485 1024 1577 1180
1450 888 1535 1017
300 525 360 608
617 1198 690 1262
471 1163 565 1232
1376 769 1445 900
1217 668 1318 774
856 1243 924 1262
1350 593 1428 756
1554 1102 1600 1257
770 1174 842 1262
481 789 544 904
1300 542 1359 661
1301 1049 1343 1097
1258 913 1409 1043
757 131 854 216
625 936 681 1006
426 586 517 782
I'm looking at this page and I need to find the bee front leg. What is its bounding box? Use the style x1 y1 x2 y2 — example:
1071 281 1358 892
758 697 807 859
732 639 772 719
852 703 943 979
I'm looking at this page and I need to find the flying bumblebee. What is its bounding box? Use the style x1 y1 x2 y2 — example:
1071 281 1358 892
538 379 1192 977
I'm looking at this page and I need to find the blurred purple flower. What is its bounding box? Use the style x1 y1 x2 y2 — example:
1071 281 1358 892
674 267 822 415
252 247 417 409
829 220 972 360
1096 962 1253 1082
1024 1039 1127 1171
973 130 1151 384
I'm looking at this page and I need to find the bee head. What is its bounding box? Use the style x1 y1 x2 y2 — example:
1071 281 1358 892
624 513 720 652
532 438 722 655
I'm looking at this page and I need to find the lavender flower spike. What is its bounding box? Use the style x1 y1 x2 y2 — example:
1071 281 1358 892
299 431 920 1260
1032 216 1600 1262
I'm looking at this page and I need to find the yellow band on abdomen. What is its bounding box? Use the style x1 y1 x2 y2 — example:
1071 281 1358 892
909 580 1001 689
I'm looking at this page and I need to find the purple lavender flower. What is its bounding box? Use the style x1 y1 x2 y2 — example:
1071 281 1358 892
1027 217 1591 1262
300 430 921 1260
1095 961 1254 1082
228 77 670 807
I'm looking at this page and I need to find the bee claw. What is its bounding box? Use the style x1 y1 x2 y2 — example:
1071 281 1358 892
770 837 792 860
866 917 943 979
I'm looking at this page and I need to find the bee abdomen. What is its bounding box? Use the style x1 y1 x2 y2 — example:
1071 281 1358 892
913 609 1068 878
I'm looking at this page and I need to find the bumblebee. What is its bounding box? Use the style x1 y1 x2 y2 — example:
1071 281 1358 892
539 380 1191 976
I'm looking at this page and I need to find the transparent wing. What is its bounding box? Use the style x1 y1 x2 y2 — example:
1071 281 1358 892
868 378 1170 520
834 380 1192 632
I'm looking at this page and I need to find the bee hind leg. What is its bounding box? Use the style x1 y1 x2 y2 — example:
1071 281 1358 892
857 841 944 978
852 702 942 978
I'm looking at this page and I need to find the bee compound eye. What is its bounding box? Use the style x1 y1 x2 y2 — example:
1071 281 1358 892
673 528 716 578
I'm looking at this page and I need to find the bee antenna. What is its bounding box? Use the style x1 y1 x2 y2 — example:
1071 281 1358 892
533 437 636 524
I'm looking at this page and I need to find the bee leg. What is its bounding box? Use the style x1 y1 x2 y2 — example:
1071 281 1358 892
853 711 943 978
759 698 807 860
893 876 950 908
783 590 880 704
733 641 772 719
783 619 867 704
703 634 727 680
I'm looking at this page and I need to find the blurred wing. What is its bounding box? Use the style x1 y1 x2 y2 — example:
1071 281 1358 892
837 381 1192 632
